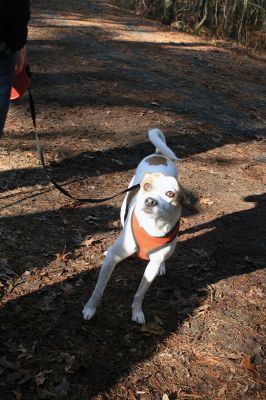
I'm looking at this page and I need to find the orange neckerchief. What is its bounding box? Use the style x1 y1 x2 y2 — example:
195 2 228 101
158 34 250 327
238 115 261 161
131 211 180 260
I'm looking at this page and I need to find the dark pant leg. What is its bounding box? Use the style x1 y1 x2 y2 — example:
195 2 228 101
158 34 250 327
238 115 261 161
0 51 16 137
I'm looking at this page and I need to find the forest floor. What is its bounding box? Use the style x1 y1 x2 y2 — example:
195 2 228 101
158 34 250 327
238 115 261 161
0 1 265 399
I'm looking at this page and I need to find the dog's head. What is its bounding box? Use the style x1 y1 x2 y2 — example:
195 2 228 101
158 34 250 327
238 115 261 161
136 172 185 221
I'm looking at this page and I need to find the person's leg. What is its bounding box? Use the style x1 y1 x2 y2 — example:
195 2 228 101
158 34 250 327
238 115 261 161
0 51 16 137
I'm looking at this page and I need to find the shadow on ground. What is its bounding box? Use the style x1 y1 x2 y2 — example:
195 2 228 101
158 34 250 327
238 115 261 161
0 194 265 398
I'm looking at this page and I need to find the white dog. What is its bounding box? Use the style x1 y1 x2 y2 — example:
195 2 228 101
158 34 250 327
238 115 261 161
82 128 185 324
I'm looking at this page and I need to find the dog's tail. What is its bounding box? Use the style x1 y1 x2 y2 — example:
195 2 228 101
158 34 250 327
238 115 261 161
148 128 179 161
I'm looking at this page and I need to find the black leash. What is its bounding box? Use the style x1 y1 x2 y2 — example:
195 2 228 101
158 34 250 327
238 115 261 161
28 90 140 203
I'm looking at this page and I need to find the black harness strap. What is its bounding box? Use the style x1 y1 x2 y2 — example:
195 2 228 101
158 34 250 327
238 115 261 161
28 90 140 203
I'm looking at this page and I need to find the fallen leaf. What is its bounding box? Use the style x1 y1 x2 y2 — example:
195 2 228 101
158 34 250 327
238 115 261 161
61 283 75 294
227 353 241 360
17 344 33 360
248 287 264 298
240 355 256 370
199 196 214 205
59 352 75 373
140 323 165 336
80 236 95 247
54 377 69 396
127 389 137 400
113 220 121 229
218 383 228 397
35 370 52 386
193 304 210 316
36 372 46 386
192 248 209 258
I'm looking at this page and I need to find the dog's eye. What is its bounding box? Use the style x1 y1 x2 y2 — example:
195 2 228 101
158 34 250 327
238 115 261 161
166 191 175 198
143 182 152 191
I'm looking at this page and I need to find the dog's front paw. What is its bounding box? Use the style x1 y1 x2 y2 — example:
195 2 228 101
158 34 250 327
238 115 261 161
82 303 97 320
132 309 146 325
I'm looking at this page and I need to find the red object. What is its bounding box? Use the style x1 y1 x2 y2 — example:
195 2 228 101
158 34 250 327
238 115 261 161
10 59 31 100
131 211 180 260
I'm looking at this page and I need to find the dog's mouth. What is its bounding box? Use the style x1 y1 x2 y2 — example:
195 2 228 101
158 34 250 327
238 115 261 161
142 207 155 215
141 201 177 220
142 203 167 217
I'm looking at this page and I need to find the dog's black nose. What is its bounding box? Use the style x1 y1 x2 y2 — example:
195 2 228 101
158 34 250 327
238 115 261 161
145 197 158 207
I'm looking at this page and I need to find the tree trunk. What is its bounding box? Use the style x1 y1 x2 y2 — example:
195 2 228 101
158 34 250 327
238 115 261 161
194 0 209 33
162 0 175 25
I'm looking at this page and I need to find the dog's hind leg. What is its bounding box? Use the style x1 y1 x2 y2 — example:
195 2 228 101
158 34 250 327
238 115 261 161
83 231 136 320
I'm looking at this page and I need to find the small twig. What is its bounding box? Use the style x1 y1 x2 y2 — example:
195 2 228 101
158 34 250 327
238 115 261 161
207 284 215 302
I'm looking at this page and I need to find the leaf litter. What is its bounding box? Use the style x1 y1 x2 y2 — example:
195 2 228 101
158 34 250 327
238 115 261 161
0 0 265 399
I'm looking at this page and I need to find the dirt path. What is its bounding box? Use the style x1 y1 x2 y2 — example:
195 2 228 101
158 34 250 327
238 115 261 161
0 1 265 399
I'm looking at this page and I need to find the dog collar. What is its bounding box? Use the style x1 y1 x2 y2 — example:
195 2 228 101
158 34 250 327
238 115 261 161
131 210 180 260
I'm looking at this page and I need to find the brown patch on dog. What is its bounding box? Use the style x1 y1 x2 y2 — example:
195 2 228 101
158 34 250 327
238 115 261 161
146 156 168 166
140 173 161 190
